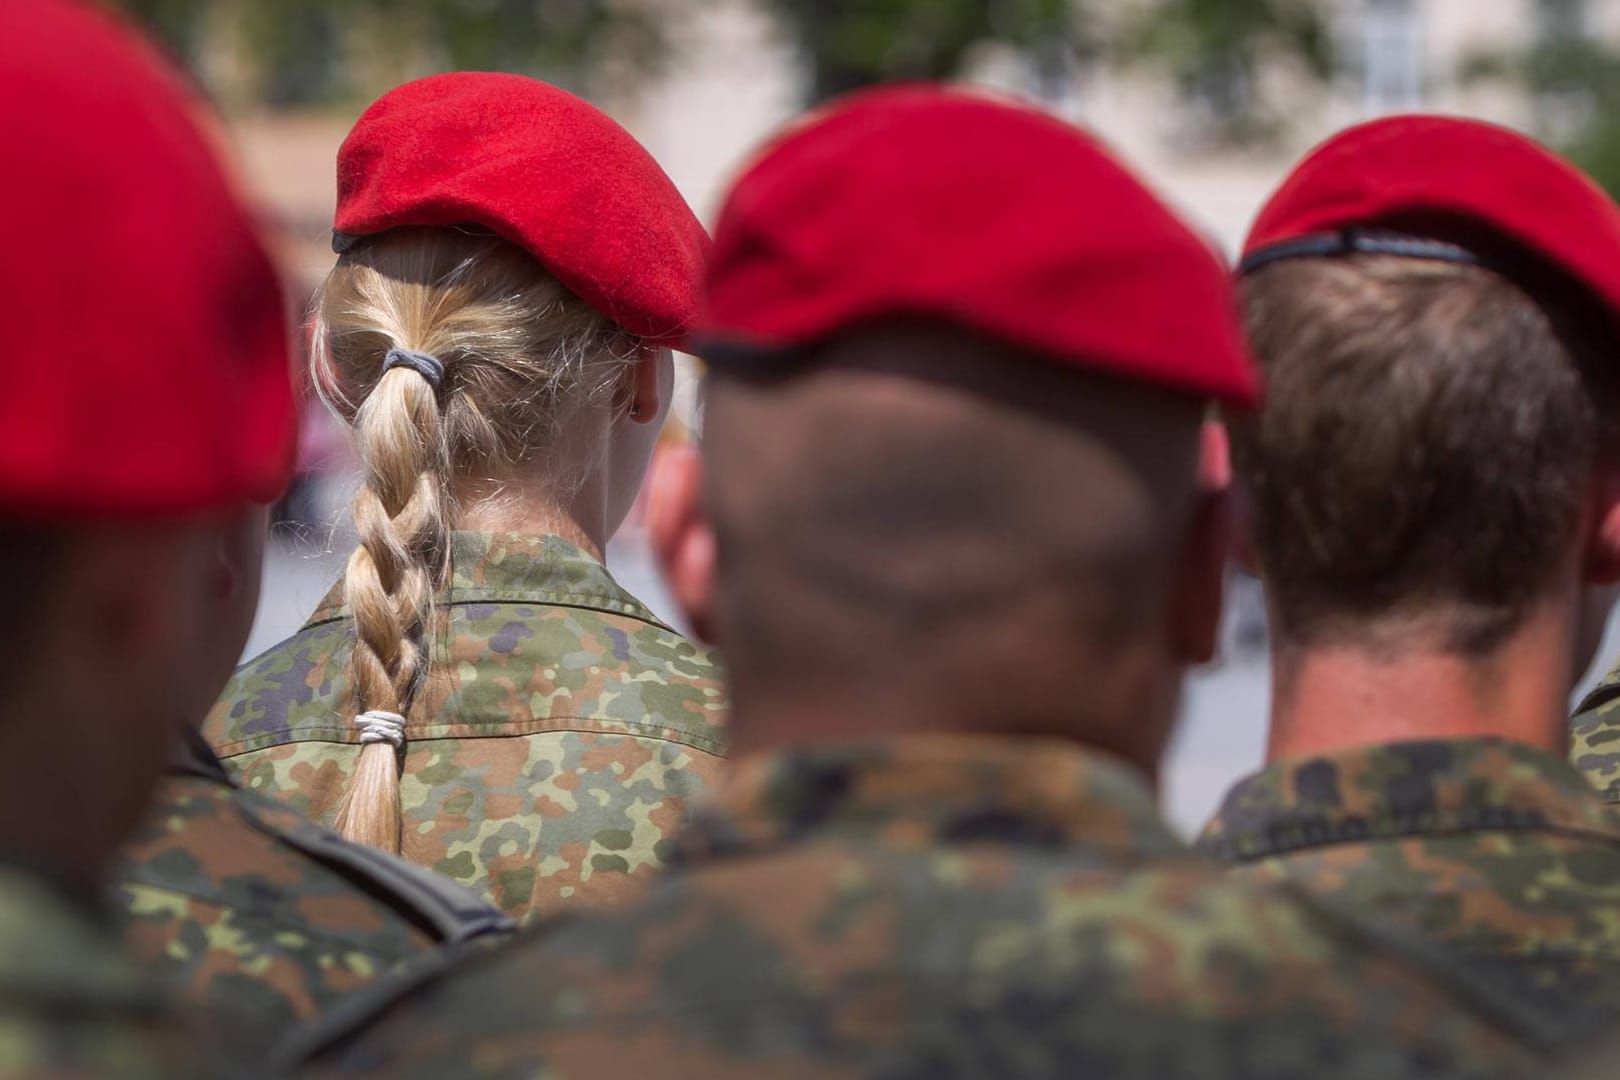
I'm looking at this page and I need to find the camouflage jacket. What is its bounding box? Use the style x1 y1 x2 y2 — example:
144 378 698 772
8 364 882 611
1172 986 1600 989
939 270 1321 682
1570 665 1620 801
108 728 513 1061
205 532 727 921
1198 736 1620 1045
0 866 210 1079
1550 1037 1620 1079
297 736 1536 1079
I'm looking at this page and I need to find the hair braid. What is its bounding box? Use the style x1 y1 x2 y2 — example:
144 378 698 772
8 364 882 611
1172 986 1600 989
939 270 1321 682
333 364 450 852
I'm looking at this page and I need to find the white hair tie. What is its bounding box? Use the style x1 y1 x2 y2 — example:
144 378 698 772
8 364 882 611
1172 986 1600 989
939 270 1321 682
355 710 406 748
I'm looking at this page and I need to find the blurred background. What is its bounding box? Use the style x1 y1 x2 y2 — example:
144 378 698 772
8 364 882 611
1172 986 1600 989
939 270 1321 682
109 0 1620 833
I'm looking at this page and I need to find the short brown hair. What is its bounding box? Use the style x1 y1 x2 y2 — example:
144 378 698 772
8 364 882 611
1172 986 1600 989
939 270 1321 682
1234 254 1618 653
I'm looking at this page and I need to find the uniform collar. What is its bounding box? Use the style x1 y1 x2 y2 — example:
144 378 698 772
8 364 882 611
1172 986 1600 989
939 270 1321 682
170 725 233 785
675 734 1186 865
1570 670 1620 803
304 530 670 631
1199 735 1620 862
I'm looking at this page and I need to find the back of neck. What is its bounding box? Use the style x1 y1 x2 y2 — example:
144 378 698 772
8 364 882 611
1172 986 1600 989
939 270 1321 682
456 485 606 562
1265 610 1576 764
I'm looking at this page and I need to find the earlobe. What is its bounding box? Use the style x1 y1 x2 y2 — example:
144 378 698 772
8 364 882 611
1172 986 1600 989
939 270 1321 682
1587 476 1620 585
1198 418 1256 577
627 345 666 426
1199 418 1231 493
671 526 719 645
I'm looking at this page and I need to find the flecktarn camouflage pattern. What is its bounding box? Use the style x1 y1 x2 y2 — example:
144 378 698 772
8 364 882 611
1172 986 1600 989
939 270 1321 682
1571 662 1620 802
1547 1034 1620 1078
297 736 1533 1079
0 866 208 1079
206 532 727 920
1200 736 1620 1045
109 729 513 1060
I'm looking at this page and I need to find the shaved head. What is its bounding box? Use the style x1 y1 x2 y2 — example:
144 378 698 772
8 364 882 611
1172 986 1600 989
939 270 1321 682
689 323 1220 763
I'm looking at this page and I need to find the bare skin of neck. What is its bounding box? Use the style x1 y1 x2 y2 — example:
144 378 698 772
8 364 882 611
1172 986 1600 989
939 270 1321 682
457 487 606 562
455 448 615 563
1264 588 1581 764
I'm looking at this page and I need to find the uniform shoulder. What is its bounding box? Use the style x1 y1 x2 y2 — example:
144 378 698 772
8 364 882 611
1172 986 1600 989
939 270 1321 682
235 784 516 944
297 849 1530 1079
448 599 729 751
117 769 513 948
0 869 209 1078
205 622 354 756
1573 656 1620 804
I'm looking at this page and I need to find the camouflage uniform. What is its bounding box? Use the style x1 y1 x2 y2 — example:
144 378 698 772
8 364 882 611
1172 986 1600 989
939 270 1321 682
297 736 1536 1079
206 531 727 921
1199 736 1620 1046
1569 664 1620 801
1549 1038 1620 1079
108 728 513 1061
0 866 209 1079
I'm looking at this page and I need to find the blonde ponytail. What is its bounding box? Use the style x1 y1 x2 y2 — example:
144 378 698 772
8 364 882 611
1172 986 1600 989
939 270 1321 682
331 362 450 851
312 227 638 852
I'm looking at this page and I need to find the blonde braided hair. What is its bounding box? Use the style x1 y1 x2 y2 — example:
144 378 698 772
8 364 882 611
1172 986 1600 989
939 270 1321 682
312 227 638 852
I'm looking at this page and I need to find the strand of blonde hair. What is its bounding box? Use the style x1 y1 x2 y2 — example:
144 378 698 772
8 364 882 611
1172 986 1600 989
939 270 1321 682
332 364 450 852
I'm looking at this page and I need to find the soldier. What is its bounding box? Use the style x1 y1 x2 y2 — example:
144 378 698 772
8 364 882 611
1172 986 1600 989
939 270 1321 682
0 0 302 1074
1198 115 1620 1044
292 87 1535 1079
205 73 727 921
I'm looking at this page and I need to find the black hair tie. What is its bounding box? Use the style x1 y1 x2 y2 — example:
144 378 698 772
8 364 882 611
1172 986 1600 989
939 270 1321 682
382 347 445 390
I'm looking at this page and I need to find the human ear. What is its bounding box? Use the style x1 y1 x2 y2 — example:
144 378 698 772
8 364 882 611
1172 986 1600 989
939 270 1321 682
1168 421 1234 665
647 443 717 643
623 345 670 425
1584 466 1620 586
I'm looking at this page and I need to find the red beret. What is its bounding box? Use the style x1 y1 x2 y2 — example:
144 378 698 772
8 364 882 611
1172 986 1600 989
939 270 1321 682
0 0 295 515
334 73 708 346
1243 116 1620 327
693 85 1258 407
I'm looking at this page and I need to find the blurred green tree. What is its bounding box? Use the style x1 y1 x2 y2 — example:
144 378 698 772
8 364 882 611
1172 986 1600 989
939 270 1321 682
1566 92 1620 201
248 0 346 107
756 0 1089 103
368 0 661 89
107 0 210 62
1462 0 1620 199
104 0 660 106
1124 0 1620 193
1117 0 1334 146
757 0 1334 138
